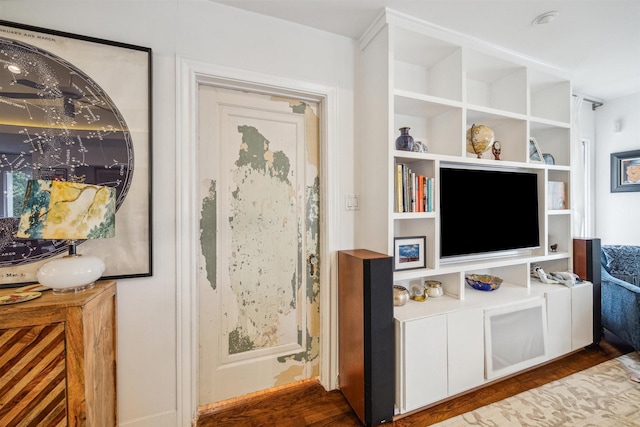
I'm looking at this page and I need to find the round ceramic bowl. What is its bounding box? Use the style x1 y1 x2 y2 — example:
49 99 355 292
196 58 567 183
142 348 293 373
393 285 410 306
465 274 503 291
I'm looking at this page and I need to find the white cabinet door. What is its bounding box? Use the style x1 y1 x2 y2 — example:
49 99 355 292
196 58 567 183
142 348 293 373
399 315 448 413
571 282 594 350
484 298 548 380
545 287 572 359
448 308 484 395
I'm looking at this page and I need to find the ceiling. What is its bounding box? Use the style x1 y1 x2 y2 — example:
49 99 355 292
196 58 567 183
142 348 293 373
211 0 640 102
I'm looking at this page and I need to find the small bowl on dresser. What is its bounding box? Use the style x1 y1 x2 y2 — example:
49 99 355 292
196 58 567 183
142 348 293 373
393 285 410 306
465 274 503 291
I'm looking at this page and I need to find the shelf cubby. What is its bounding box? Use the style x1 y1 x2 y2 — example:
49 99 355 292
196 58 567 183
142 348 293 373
547 214 571 255
531 258 572 280
393 27 462 101
464 49 527 115
425 272 462 299
530 121 571 166
529 69 571 123
394 94 462 156
394 217 436 269
466 109 527 161
394 156 435 177
547 169 570 211
465 262 530 288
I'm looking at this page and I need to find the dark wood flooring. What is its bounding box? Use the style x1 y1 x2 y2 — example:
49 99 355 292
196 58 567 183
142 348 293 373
197 331 634 427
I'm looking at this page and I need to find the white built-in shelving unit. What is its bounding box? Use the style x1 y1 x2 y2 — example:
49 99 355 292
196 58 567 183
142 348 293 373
355 9 592 416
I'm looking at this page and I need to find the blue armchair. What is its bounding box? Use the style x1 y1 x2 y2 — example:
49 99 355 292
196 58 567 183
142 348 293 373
601 245 640 351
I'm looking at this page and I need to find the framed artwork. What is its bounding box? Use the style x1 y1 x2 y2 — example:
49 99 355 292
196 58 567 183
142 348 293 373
394 236 426 271
611 149 640 193
0 20 152 287
529 137 543 163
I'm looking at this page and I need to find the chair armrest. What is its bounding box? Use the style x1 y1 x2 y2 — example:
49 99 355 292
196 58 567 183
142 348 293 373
602 267 640 294
601 267 640 350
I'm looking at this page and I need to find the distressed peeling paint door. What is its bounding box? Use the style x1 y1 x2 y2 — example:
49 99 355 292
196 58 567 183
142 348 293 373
197 85 320 405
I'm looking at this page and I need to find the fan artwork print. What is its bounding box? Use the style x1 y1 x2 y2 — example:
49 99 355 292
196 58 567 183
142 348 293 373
0 21 151 286
17 180 115 240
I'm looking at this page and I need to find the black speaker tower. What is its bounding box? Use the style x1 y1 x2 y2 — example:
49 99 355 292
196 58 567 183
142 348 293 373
338 250 395 426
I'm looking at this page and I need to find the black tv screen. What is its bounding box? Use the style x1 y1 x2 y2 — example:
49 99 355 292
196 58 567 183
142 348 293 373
440 166 540 259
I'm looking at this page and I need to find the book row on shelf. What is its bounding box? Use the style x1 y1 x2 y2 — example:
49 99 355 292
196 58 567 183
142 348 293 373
395 163 434 213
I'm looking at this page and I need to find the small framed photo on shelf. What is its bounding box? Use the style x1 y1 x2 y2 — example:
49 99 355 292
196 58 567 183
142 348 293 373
394 236 426 271
529 137 543 163
611 149 640 193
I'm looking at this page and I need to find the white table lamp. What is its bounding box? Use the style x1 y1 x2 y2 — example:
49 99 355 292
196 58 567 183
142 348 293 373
16 179 115 293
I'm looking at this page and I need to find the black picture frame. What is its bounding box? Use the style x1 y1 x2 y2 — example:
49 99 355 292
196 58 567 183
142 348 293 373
394 236 426 271
611 149 640 193
0 20 152 286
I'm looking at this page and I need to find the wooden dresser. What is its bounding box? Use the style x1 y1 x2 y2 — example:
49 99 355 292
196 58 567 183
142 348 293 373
0 280 117 427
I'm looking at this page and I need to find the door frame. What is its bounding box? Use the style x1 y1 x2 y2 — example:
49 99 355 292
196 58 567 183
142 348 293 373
176 57 339 426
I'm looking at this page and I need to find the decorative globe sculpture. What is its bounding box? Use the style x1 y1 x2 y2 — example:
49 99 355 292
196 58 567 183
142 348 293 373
466 124 495 158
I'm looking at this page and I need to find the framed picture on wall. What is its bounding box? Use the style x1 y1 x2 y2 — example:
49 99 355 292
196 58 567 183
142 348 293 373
394 236 426 271
0 20 152 286
611 149 640 193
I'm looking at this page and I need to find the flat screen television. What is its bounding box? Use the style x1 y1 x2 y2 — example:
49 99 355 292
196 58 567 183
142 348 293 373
439 166 540 260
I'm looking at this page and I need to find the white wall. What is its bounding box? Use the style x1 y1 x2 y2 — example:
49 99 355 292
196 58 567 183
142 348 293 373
0 1 356 425
594 92 640 245
579 100 596 236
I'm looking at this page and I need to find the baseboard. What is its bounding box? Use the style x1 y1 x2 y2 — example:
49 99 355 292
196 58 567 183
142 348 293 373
118 410 177 427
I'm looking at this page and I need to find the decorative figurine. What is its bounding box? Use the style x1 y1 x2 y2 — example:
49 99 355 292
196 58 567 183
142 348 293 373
412 140 428 153
492 140 501 160
550 243 558 252
409 280 427 302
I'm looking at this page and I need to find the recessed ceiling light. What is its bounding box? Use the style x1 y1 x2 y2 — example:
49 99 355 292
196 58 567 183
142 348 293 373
532 11 559 26
7 64 22 74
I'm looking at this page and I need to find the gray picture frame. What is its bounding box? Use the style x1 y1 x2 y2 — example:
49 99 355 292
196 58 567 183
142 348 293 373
529 137 543 163
611 149 640 193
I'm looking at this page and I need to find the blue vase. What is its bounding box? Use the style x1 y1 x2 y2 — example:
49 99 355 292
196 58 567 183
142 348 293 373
395 127 414 151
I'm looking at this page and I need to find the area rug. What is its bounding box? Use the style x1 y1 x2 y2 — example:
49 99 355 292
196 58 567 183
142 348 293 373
433 352 640 426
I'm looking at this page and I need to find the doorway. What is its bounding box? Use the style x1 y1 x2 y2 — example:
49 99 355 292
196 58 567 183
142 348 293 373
197 84 321 404
177 62 338 425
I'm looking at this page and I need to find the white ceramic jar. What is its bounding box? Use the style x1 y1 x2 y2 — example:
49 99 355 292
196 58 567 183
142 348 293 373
425 280 443 298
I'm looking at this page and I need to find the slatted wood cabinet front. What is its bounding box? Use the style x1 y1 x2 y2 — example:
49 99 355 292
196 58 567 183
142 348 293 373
0 280 117 427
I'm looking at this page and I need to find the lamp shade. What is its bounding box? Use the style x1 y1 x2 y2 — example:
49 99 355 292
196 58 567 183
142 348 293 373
16 180 115 292
17 180 115 240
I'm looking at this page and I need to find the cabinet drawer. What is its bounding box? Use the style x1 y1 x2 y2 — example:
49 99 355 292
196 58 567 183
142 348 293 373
0 323 67 427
